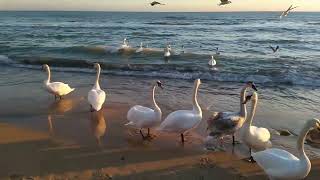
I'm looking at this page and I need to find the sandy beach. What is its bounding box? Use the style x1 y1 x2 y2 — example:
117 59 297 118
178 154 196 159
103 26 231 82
0 80 320 179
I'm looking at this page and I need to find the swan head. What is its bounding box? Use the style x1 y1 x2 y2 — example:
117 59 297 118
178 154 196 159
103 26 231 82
93 63 101 69
246 81 258 91
307 118 320 131
156 80 163 89
194 79 201 86
42 64 49 71
242 91 258 104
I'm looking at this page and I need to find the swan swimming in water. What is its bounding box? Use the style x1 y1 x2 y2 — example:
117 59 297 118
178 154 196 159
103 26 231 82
136 42 144 53
164 45 171 58
208 56 217 67
42 64 75 100
207 82 258 146
158 79 202 143
126 81 163 139
88 63 106 112
120 38 130 49
239 92 272 162
253 118 320 179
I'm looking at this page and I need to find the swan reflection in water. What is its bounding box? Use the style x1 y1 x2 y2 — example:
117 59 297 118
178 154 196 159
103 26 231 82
90 110 107 146
47 98 81 135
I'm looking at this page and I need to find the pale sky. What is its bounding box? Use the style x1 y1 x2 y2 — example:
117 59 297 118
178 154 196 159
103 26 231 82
0 0 319 12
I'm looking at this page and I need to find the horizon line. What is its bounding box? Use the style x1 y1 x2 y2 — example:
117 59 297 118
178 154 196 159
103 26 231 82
0 10 320 13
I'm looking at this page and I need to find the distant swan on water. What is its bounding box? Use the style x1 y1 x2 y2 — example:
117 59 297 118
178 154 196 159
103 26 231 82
208 56 217 67
120 38 130 49
164 45 171 58
239 92 272 162
88 63 106 112
126 81 163 139
136 42 144 53
253 118 320 179
158 79 202 143
42 64 75 100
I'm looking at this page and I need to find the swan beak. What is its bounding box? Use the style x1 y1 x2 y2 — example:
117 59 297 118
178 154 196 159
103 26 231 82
156 81 163 89
242 95 252 104
252 83 258 91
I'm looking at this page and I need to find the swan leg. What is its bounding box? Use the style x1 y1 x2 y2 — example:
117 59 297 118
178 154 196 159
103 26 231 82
54 95 57 100
243 148 256 163
232 135 240 145
181 133 185 143
140 129 145 139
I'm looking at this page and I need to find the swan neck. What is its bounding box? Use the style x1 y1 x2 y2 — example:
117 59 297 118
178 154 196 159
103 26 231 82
152 85 161 119
46 66 51 84
247 98 257 126
192 82 201 114
297 123 312 160
240 86 247 117
94 66 101 90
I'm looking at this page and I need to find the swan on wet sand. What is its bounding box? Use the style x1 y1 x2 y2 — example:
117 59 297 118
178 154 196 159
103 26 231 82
208 56 217 67
126 81 163 139
136 42 144 53
207 82 258 146
42 64 75 100
239 92 272 162
88 63 106 112
158 79 202 143
121 38 130 49
253 118 320 179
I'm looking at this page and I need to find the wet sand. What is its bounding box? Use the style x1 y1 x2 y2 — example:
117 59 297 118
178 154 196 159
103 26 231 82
0 98 320 180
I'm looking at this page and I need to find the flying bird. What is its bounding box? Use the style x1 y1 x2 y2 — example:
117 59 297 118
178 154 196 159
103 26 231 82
269 45 279 53
150 1 165 6
280 5 298 19
218 0 232 6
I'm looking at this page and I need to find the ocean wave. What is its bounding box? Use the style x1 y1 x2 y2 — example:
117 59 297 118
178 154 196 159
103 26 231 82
144 22 193 26
3 56 320 87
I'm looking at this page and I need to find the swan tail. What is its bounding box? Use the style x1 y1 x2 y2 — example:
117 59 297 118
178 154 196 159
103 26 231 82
125 122 134 126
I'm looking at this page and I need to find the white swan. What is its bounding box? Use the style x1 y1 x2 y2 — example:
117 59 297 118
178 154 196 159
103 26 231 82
88 63 106 111
42 64 75 100
239 92 271 162
164 45 171 58
120 38 130 49
126 81 163 139
136 42 144 53
158 79 202 143
253 118 320 180
208 56 217 67
207 82 258 145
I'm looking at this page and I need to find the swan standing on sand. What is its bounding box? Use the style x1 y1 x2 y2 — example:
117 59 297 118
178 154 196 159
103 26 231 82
158 79 202 143
88 63 106 112
207 82 258 146
42 64 75 100
253 118 320 179
126 81 163 139
136 42 144 53
208 56 217 67
240 92 271 162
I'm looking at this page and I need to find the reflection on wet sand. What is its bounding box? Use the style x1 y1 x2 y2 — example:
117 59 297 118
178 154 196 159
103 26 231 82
90 110 107 146
48 98 82 115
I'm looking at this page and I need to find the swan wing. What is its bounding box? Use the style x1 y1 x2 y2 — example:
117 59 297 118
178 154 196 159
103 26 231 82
159 110 200 133
47 82 74 95
253 148 299 173
251 126 271 142
88 89 106 111
208 112 243 134
127 105 156 127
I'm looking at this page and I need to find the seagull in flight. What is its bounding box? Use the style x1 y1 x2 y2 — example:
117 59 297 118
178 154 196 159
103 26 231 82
218 0 232 6
150 1 165 6
280 5 298 19
269 45 279 53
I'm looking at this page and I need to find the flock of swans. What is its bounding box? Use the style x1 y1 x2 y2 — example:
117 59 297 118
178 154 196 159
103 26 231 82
42 63 320 179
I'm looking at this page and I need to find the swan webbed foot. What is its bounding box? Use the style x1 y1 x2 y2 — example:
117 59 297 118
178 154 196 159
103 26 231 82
181 133 185 144
242 156 256 163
